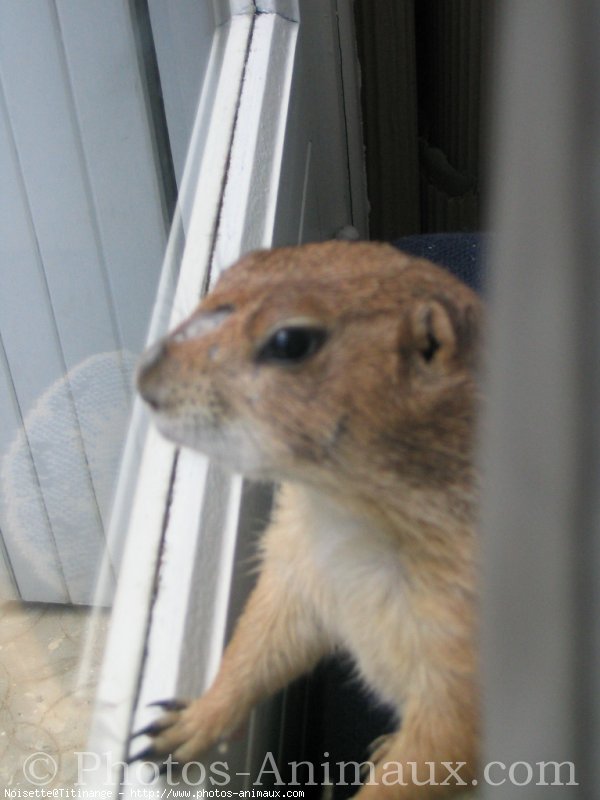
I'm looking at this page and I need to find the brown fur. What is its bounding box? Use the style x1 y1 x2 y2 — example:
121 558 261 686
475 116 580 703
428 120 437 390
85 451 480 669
137 241 482 797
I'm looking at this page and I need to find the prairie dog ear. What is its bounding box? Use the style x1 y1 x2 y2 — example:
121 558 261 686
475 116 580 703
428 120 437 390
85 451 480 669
407 299 459 370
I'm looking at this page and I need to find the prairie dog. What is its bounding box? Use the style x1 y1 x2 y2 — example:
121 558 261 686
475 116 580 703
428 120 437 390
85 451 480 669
136 241 482 797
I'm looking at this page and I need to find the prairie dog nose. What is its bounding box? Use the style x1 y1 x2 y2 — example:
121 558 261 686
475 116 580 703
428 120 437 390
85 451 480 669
136 307 233 411
136 338 169 410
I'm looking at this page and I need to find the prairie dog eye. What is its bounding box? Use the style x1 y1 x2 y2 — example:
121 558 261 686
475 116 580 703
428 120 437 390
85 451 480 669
256 325 327 364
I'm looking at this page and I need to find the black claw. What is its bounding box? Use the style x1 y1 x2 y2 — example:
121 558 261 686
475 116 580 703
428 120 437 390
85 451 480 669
148 698 187 712
126 745 157 764
131 719 171 739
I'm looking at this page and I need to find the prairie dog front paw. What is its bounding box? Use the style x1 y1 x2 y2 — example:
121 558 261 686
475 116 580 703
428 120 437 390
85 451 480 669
130 693 241 765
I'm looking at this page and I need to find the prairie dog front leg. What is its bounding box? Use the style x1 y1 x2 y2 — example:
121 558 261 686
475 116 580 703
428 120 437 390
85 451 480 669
139 495 332 763
357 689 478 800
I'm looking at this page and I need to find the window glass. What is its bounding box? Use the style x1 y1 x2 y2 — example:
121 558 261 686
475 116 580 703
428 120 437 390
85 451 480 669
0 1 208 786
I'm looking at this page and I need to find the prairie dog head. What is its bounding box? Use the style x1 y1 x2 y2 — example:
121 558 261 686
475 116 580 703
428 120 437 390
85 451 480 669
137 242 482 496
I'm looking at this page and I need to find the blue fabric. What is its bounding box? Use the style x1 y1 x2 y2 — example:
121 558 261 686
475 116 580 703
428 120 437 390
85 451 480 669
393 232 485 294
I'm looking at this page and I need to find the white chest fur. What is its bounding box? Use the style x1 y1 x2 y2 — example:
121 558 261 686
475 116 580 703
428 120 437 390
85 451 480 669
281 486 424 711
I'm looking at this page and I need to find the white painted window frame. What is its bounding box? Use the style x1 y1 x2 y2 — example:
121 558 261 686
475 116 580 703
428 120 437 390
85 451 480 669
86 0 366 791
